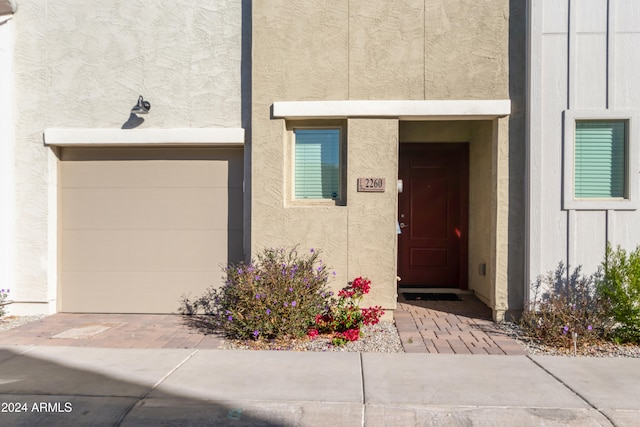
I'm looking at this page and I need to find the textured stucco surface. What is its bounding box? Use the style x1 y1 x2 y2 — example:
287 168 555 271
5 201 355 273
252 0 349 103
492 117 511 320
16 1 242 129
346 119 399 308
1 16 16 303
251 0 516 315
425 0 509 99
348 1 425 99
11 1 243 314
468 123 494 302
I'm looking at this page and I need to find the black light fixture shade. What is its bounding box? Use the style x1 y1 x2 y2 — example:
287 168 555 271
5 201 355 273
131 95 151 115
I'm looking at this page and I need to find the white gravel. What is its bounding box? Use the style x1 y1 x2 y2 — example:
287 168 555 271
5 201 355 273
221 321 404 353
497 321 640 358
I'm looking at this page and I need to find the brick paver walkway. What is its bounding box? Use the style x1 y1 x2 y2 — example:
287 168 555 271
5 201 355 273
394 292 526 355
0 313 223 349
0 294 526 355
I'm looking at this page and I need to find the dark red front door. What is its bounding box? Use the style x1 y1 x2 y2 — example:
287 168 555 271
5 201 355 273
397 143 468 289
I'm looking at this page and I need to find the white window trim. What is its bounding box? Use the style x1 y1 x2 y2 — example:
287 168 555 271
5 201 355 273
287 122 346 206
563 110 639 210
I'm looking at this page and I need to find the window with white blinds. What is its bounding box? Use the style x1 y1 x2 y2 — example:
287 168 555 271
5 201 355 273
294 128 341 199
563 111 638 210
574 120 626 198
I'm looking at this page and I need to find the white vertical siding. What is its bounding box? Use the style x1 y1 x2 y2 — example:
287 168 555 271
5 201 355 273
574 33 607 108
528 0 640 293
608 1 640 253
608 0 640 251
574 0 608 109
572 211 608 273
610 210 640 249
536 9 570 279
614 32 640 109
541 0 568 33
614 1 640 109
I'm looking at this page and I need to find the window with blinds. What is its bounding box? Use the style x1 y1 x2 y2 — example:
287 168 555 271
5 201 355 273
574 120 627 199
294 128 341 199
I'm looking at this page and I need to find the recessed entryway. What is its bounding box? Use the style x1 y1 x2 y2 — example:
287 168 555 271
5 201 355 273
397 143 469 289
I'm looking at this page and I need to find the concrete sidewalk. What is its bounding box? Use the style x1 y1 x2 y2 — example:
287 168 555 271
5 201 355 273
0 346 638 426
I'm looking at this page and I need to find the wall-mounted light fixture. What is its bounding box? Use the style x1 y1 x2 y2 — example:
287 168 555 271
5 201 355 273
131 95 151 115
0 0 18 16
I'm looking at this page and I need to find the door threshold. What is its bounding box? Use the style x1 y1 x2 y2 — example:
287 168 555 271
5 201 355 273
398 287 472 295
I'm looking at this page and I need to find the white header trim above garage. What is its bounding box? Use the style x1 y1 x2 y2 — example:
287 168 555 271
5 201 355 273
272 100 511 121
44 128 245 147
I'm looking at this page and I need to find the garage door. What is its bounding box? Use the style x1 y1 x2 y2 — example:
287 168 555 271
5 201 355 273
60 147 243 313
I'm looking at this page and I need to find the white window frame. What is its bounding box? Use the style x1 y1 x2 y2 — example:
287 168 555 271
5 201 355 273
287 121 346 206
563 110 639 210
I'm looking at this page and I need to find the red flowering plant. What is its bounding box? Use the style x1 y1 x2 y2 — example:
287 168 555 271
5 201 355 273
309 276 385 345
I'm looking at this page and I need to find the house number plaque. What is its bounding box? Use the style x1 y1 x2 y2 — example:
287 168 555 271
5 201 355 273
357 178 386 192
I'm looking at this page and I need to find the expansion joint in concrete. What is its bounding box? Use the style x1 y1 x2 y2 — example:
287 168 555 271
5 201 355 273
526 355 615 427
114 349 200 427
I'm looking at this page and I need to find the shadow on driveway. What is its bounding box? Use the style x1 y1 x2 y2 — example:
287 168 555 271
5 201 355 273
0 347 292 426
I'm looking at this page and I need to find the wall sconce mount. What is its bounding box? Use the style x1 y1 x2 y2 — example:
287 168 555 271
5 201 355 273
131 95 151 115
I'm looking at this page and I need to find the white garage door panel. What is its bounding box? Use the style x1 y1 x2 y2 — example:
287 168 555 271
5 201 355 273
62 229 228 272
61 150 244 187
62 187 234 230
60 148 243 313
61 160 232 187
62 272 218 314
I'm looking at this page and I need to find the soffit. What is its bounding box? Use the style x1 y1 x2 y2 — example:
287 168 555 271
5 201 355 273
272 100 511 121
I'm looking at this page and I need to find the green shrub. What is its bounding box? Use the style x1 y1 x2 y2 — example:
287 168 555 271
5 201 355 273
520 263 612 348
180 247 332 340
599 244 640 343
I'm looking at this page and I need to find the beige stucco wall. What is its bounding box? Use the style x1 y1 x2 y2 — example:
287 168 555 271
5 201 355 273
252 0 515 316
469 122 494 305
425 0 509 100
11 1 244 314
255 118 400 307
252 0 509 102
346 119 399 308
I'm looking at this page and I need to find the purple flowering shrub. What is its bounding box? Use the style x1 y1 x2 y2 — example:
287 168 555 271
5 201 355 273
0 288 9 317
180 247 332 340
519 263 613 348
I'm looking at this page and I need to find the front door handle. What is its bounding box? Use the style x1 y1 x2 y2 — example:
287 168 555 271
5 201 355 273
399 223 409 229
